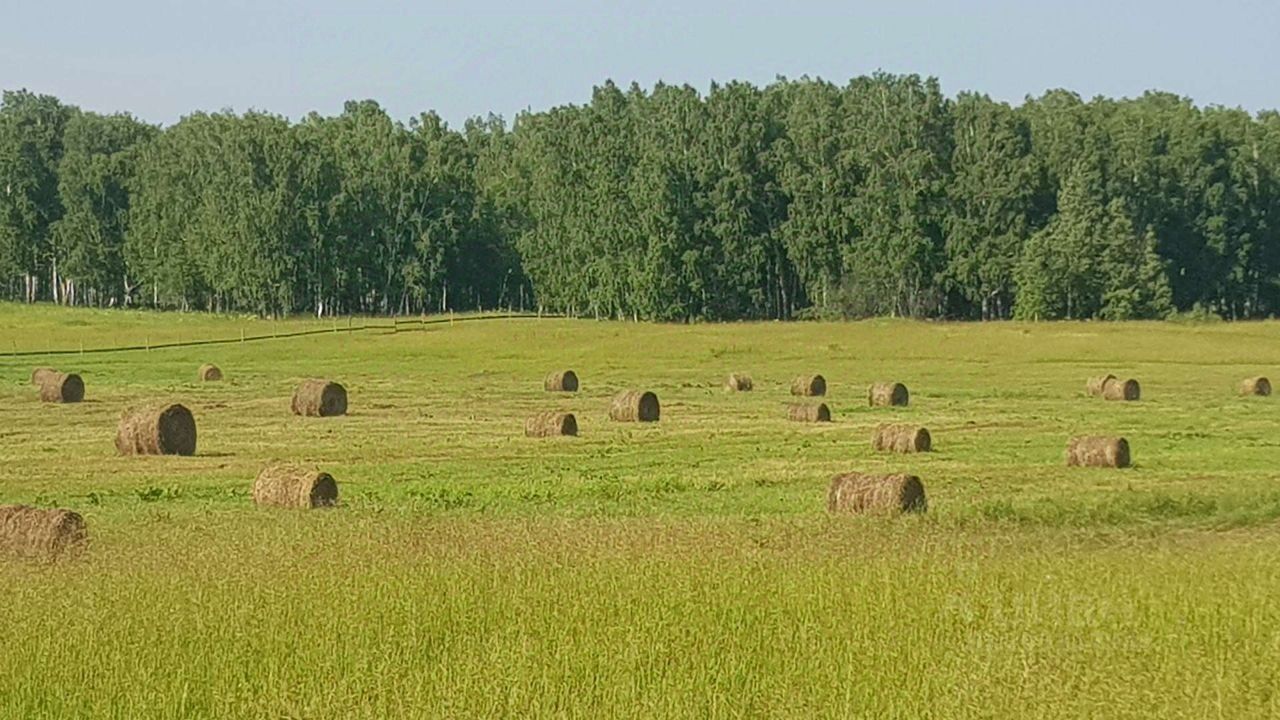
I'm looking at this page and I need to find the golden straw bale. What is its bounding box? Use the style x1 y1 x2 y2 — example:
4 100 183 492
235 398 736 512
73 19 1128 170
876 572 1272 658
871 424 931 453
1241 377 1271 396
116 403 197 456
525 411 578 437
868 382 909 407
252 464 338 509
0 504 87 560
788 403 831 422
609 390 659 422
37 372 84 403
544 370 578 392
1066 436 1130 468
827 473 927 514
1102 378 1140 401
791 374 826 397
291 379 347 417
1085 374 1116 397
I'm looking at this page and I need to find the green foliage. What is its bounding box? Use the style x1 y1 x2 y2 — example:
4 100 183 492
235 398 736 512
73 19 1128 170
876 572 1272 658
1014 160 1106 319
2 76 1280 320
945 93 1041 318
1168 303 1226 324
1014 162 1176 320
51 111 155 306
838 74 951 317
124 103 509 315
1099 214 1174 320
0 90 72 299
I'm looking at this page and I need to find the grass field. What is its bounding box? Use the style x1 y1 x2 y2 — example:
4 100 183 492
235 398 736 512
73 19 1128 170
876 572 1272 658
2 303 1280 718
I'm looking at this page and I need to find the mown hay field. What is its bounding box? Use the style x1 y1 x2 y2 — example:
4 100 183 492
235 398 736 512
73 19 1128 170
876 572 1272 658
2 303 1280 718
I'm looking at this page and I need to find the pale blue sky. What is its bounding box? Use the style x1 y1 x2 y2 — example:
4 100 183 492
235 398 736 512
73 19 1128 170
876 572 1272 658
2 1 1277 126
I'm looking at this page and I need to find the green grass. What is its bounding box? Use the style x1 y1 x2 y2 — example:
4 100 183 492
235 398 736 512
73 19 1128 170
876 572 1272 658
2 303 1280 717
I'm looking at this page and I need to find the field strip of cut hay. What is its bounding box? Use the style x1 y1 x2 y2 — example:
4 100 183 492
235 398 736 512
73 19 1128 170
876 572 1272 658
0 306 542 358
2 303 1280 718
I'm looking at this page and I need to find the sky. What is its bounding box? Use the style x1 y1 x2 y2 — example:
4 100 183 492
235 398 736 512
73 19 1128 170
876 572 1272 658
2 0 1277 127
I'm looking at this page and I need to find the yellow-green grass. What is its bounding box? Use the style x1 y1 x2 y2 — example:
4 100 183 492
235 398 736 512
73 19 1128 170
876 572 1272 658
2 303 1280 717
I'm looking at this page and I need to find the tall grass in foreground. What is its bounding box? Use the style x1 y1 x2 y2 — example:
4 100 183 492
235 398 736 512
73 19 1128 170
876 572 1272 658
1 517 1278 719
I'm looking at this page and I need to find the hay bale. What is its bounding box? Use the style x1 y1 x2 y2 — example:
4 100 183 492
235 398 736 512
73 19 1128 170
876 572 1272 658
525 411 578 437
609 390 660 422
30 367 56 385
544 370 579 392
115 403 197 456
1086 374 1117 397
827 473 927 514
0 504 87 559
788 403 831 423
252 464 338 509
1241 376 1271 396
1066 436 1130 468
868 382 909 407
1102 378 1140 401
725 373 753 392
198 364 223 381
291 379 347 417
791 374 826 397
37 372 84 403
872 424 932 453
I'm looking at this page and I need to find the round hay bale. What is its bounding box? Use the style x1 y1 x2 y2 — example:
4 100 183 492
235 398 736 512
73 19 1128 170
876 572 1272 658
291 379 347 417
1241 376 1271 396
1102 378 1140 401
1086 374 1117 397
115 403 197 456
252 464 338 509
791 374 826 397
609 390 659 422
788 402 831 423
30 367 56 386
0 504 87 560
827 473 927 515
725 373 753 392
872 424 932 453
525 411 578 437
1066 436 1130 468
544 370 579 392
198 364 223 382
868 381 909 407
38 372 84 403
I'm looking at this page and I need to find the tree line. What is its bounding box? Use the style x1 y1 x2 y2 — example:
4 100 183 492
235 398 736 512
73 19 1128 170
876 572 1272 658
2 75 1277 320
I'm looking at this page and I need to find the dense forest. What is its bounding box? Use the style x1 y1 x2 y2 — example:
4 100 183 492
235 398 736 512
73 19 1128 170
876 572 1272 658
1 75 1277 320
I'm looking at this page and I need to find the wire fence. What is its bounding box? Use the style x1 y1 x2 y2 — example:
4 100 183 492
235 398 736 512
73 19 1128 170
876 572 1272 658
0 311 548 359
